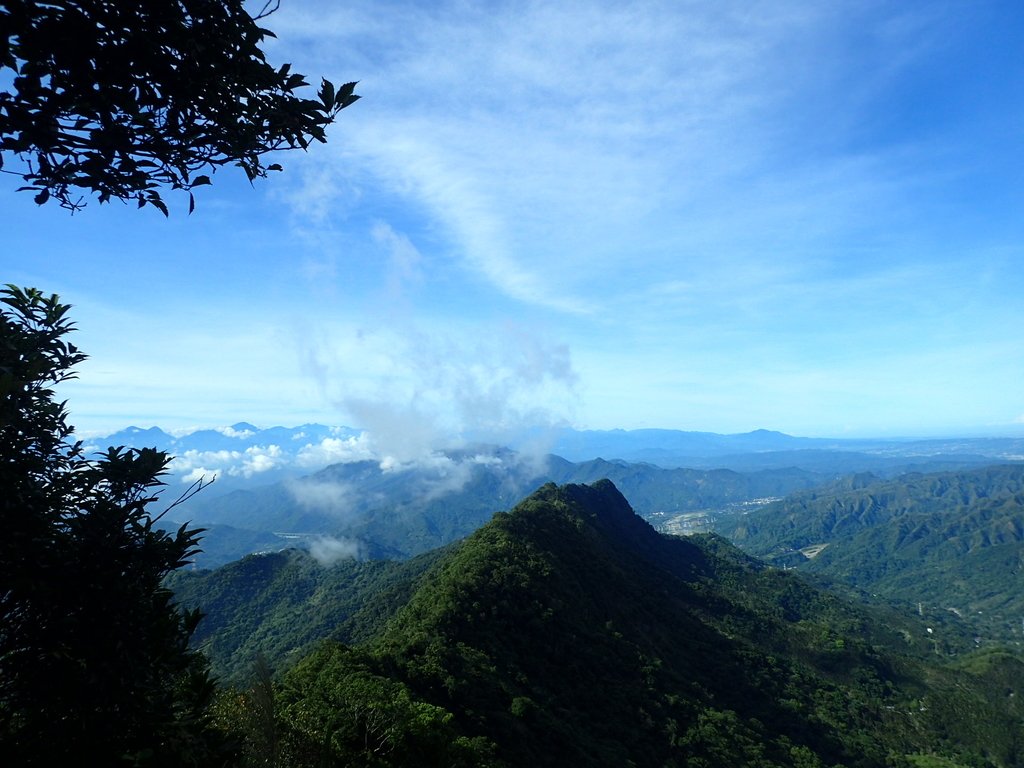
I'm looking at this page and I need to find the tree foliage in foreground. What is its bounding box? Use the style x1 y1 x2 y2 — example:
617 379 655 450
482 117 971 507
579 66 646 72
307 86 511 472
0 0 359 213
0 285 234 766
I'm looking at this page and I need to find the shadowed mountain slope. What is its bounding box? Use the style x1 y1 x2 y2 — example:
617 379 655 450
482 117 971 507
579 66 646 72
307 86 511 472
205 481 1024 767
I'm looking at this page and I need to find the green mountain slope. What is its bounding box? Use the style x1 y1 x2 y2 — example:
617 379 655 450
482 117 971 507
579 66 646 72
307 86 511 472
720 464 1024 641
231 481 1024 767
169 546 449 683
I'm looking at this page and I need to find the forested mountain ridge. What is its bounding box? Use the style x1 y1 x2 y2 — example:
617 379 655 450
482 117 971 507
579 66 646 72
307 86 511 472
720 464 1024 641
725 464 1024 548
169 546 450 683
196 481 1024 767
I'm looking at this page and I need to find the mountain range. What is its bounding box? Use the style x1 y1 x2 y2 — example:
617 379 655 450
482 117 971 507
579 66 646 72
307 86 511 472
172 450 828 564
172 480 1024 767
90 422 1019 568
718 464 1024 644
150 417 1024 764
86 422 1024 497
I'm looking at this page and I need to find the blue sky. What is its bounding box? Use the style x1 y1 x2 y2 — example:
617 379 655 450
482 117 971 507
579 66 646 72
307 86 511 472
4 0 1024 443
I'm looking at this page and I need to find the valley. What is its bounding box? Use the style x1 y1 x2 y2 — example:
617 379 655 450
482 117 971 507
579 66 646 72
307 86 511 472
148 424 1024 765
10 2 1024 764
171 478 1024 767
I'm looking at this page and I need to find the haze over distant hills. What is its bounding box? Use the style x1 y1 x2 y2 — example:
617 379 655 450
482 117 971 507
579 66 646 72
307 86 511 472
89 422 1021 569
81 422 367 495
173 451 829 564
84 422 1024 495
157 426 1024 763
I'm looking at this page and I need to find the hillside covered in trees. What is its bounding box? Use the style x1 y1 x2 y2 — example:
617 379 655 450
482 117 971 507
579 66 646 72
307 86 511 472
719 465 1024 642
181 481 1024 767
9 2 1024 763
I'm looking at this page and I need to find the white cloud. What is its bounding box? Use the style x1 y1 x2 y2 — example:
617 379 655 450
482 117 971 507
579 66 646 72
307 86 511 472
374 448 551 504
181 467 219 484
374 451 477 500
287 478 356 513
372 220 423 300
309 535 362 566
419 459 475 501
268 0 993 345
299 320 579 463
238 445 283 476
170 449 242 476
32 0 1023 441
274 1 915 311
169 444 285 480
216 425 257 439
295 435 376 467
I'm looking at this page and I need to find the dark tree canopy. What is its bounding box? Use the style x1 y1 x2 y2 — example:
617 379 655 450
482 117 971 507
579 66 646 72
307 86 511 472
0 285 234 765
0 0 358 213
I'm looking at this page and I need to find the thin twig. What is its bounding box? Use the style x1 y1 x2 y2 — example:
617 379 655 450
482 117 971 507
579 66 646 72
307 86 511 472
253 1 281 21
153 474 216 522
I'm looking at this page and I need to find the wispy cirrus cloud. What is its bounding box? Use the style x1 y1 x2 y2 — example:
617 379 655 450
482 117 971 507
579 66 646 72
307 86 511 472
272 1 965 308
20 0 1023 440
